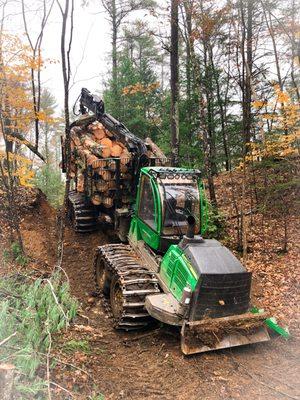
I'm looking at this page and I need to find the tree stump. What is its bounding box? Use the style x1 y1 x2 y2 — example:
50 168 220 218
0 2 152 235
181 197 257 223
0 364 15 400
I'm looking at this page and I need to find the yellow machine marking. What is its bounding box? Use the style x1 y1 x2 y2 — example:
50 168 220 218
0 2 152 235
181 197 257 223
181 255 198 279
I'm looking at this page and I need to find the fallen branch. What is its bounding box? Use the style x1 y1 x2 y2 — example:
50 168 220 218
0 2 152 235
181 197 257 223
0 344 92 380
52 356 92 379
52 265 70 284
46 329 52 400
228 208 259 220
50 381 74 398
0 332 17 348
45 279 68 326
8 131 45 161
0 289 22 300
123 329 160 342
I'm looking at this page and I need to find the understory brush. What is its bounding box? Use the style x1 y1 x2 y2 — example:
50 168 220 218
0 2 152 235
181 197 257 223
0 271 78 398
3 242 28 266
204 203 226 240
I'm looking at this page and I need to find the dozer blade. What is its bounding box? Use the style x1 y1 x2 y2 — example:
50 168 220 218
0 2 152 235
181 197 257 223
181 312 270 355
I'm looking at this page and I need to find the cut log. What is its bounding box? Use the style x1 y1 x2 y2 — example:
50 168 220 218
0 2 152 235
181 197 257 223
111 143 123 157
87 154 99 166
91 193 102 206
102 195 114 208
0 364 15 400
107 180 116 189
120 164 128 173
99 137 113 157
100 137 113 148
95 180 109 192
107 160 116 171
89 122 107 141
99 170 113 181
77 174 85 192
71 133 81 147
93 129 106 141
103 148 111 158
145 137 166 160
72 126 83 134
93 159 108 169
80 133 104 158
120 148 131 165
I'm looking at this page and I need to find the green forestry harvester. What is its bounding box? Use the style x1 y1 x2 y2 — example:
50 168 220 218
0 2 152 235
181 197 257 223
63 88 284 355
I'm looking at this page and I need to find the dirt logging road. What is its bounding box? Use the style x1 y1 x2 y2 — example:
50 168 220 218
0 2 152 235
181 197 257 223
19 190 300 400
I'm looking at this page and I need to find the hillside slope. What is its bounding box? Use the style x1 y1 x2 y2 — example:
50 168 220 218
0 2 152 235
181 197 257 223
1 170 299 400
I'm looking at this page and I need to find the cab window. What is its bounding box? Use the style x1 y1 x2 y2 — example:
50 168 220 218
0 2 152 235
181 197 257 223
138 175 156 230
157 180 200 236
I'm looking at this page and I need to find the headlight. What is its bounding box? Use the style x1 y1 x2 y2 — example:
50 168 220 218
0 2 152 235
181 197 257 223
181 286 192 305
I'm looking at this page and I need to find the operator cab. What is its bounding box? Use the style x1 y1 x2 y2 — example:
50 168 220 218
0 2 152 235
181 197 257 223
130 167 207 253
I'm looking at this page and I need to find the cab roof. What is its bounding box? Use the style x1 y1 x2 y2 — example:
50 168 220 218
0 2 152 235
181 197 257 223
141 166 201 179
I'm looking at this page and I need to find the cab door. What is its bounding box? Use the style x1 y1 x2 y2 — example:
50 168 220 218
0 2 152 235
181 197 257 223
136 173 161 250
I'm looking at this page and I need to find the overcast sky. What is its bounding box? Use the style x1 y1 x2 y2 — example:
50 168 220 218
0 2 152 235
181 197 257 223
4 1 114 113
3 0 169 115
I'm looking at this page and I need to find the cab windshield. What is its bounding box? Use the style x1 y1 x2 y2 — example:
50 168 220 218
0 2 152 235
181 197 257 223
158 179 200 236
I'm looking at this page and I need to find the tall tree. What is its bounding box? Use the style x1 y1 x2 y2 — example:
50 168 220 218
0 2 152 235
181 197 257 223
101 0 155 117
104 21 162 140
56 0 74 264
21 0 55 151
239 0 254 152
170 0 180 166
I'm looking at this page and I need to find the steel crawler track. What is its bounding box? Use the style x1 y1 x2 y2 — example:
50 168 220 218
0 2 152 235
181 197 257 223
94 244 160 330
68 191 98 233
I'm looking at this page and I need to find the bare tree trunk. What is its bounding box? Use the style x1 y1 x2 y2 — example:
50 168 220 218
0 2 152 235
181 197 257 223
240 0 253 152
111 0 119 115
56 0 74 264
199 96 218 207
170 0 180 166
241 158 248 262
0 104 24 251
21 0 54 151
187 1 217 206
205 44 217 176
182 0 193 143
210 52 231 171
290 0 300 102
262 3 289 134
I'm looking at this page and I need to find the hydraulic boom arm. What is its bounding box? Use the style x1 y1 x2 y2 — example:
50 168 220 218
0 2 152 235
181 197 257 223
78 88 148 157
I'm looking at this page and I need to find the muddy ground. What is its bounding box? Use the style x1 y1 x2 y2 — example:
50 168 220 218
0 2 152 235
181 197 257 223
17 189 300 400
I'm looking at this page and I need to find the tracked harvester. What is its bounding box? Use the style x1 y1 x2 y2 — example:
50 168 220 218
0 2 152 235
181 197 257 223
94 167 271 354
64 89 276 355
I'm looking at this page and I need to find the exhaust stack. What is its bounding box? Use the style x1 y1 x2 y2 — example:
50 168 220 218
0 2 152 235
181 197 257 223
186 215 196 239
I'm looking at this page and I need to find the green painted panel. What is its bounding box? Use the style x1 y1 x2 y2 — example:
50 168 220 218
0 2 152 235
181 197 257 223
160 245 198 301
160 245 182 287
137 218 160 250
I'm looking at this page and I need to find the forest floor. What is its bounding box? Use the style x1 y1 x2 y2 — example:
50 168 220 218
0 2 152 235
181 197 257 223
1 170 300 400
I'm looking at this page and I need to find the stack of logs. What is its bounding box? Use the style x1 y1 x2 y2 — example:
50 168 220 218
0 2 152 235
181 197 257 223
70 120 166 208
